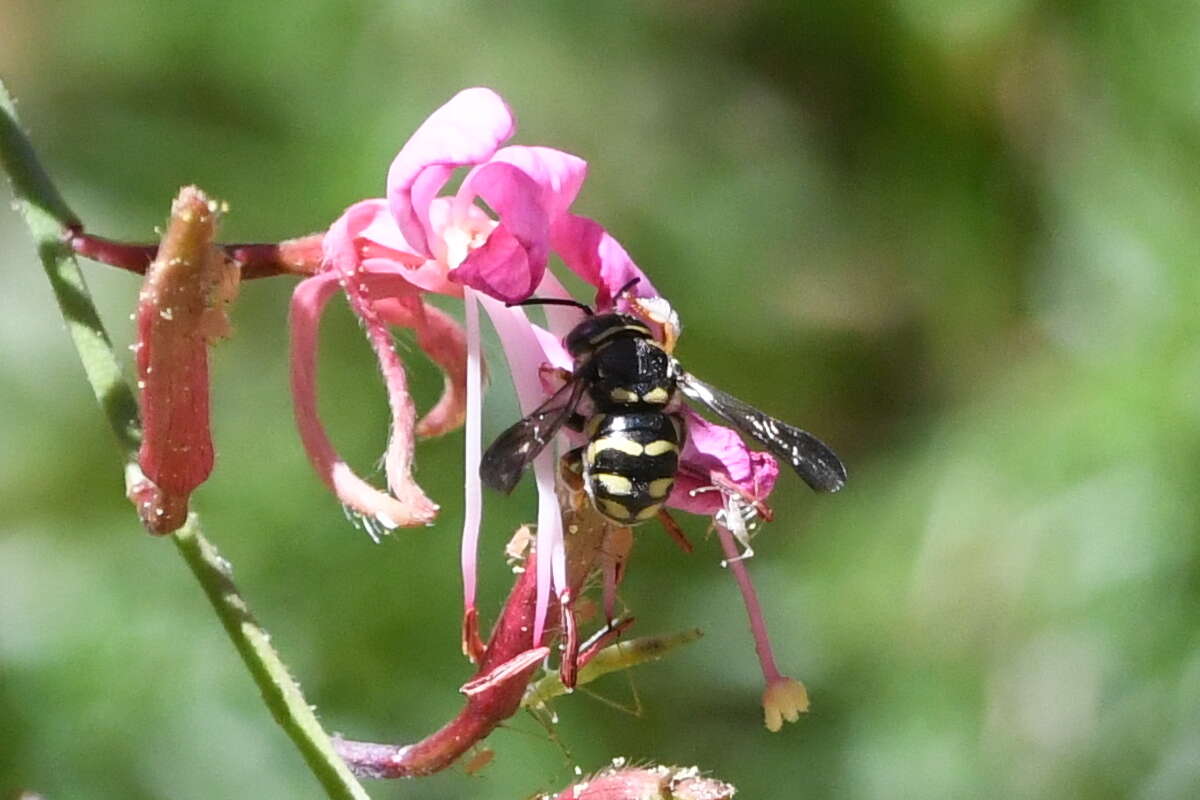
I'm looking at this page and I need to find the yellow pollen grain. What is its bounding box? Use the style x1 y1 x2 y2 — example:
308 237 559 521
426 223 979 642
647 477 674 499
643 440 678 456
594 473 634 495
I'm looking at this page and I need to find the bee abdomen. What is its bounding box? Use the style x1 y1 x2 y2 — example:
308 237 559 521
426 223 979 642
583 412 681 524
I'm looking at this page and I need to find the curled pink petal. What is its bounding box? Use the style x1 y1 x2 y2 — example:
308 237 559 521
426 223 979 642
356 198 464 296
449 224 540 303
387 88 515 258
374 295 469 438
550 213 657 309
449 162 549 302
488 145 588 224
669 408 780 516
290 272 434 527
349 198 413 254
325 211 439 523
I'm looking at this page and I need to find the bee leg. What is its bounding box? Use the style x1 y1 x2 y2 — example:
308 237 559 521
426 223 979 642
576 616 636 672
538 363 574 389
602 526 633 622
559 447 586 493
657 509 693 553
629 295 682 354
558 588 580 689
710 472 774 523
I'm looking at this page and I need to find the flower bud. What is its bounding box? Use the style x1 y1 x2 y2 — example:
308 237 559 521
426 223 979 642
128 186 238 533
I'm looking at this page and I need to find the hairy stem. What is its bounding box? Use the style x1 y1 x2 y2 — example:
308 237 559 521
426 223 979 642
173 517 369 799
0 78 368 800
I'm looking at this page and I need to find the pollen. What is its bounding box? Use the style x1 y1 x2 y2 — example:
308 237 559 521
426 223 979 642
763 677 810 732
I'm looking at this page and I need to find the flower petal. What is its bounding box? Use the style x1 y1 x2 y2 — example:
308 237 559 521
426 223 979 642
487 145 588 224
449 161 550 302
386 88 515 258
669 408 780 516
290 272 434 528
294 206 439 528
373 295 469 439
354 197 464 296
449 223 540 303
550 213 658 310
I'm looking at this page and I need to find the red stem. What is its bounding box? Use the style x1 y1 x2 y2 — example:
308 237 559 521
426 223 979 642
333 493 616 779
333 551 558 777
67 227 324 279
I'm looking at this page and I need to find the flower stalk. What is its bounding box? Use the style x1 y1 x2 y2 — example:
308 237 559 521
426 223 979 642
68 228 325 280
333 479 619 778
1 79 368 800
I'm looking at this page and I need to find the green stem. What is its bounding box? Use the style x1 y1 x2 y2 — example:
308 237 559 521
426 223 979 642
0 83 139 458
173 519 370 800
0 78 369 800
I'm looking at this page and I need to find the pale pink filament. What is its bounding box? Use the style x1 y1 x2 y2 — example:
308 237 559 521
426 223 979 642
715 521 784 685
460 288 484 634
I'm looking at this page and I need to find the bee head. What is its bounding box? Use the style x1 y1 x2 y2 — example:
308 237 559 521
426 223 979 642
565 313 655 358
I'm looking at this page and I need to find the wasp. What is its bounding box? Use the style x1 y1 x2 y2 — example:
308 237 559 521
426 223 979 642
480 281 846 528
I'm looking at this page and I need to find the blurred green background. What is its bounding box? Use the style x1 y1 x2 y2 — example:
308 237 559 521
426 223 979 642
3 1 1199 798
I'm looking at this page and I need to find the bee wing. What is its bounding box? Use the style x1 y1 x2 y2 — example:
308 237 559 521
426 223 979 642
677 370 847 493
479 377 587 494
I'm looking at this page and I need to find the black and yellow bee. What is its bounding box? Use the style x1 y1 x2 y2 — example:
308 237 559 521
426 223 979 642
480 284 846 526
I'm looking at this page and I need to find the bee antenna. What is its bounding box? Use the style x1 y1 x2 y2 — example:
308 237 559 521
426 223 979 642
615 277 641 299
506 296 594 316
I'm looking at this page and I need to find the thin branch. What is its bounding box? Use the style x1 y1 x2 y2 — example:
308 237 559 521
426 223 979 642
172 517 369 799
68 229 325 279
0 85 139 458
0 78 368 800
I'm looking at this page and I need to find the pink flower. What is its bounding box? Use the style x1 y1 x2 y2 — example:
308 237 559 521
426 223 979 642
291 88 805 692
